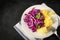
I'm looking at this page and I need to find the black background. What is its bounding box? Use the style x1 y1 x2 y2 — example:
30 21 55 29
0 0 60 40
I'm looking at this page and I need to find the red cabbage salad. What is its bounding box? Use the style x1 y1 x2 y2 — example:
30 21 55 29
24 8 45 32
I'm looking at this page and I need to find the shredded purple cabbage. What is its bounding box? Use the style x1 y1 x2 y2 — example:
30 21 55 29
24 8 44 32
28 8 40 17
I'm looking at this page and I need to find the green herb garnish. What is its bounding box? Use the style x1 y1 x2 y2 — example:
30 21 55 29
36 13 41 19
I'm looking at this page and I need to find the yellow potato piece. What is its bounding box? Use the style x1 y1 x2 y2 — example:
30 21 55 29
42 9 48 17
49 19 53 26
37 27 48 35
44 19 50 27
45 15 50 19
44 18 53 27
48 12 55 16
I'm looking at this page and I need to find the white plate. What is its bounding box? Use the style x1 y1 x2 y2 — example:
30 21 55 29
21 3 58 39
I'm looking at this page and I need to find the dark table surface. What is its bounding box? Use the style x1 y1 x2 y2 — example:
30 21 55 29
0 0 60 40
